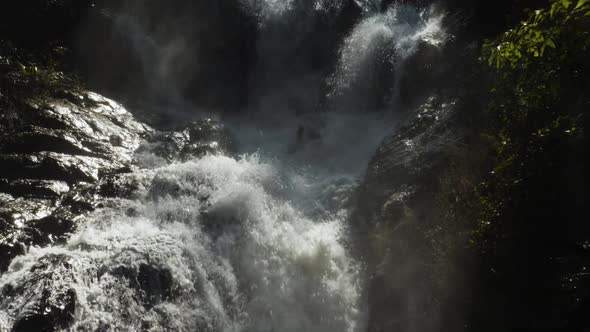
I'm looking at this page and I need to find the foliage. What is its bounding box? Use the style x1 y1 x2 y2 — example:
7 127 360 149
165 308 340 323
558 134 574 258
487 0 590 68
466 0 589 328
0 41 80 100
476 0 589 249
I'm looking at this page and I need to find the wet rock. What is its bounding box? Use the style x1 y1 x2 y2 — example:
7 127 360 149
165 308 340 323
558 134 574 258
106 263 174 310
0 92 151 183
137 131 186 166
356 96 457 228
98 173 141 199
136 264 174 308
0 152 124 184
398 40 448 107
0 179 70 199
22 215 77 247
0 127 97 156
0 192 79 273
137 118 233 165
0 91 153 273
0 254 87 332
179 119 234 160
0 212 26 273
351 96 460 331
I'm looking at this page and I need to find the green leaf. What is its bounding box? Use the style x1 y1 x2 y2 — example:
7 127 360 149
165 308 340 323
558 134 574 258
551 2 560 16
575 0 590 9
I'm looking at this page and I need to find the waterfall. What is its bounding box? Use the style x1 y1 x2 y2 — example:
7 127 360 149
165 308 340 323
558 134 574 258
328 4 447 111
0 1 448 331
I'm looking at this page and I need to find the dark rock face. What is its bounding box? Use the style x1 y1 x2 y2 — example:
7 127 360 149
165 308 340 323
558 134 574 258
351 96 461 332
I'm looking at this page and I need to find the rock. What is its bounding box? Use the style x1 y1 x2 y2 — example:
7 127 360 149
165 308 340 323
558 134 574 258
0 254 87 332
107 263 174 310
0 91 152 273
98 173 141 199
137 118 234 165
178 119 234 160
0 152 124 183
350 96 460 331
0 179 70 199
355 96 457 231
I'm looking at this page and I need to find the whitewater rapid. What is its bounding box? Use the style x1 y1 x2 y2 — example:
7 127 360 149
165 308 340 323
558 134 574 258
0 154 364 331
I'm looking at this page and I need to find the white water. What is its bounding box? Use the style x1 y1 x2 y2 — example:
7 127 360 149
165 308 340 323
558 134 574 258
242 0 348 21
0 2 448 331
328 4 447 105
1 155 363 331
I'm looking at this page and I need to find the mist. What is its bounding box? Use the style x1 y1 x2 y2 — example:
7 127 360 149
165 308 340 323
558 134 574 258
77 0 448 173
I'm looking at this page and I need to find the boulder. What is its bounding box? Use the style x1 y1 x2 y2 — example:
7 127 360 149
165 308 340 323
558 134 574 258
0 91 151 273
0 254 89 332
178 119 234 160
350 95 461 331
137 118 234 165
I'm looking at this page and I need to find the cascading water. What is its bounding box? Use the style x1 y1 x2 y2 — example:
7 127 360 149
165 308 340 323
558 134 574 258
328 4 446 111
1 155 363 331
0 1 447 331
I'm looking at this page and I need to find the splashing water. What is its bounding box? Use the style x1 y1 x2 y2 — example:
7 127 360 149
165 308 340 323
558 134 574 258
0 155 364 331
329 4 448 100
241 0 358 22
240 0 305 17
